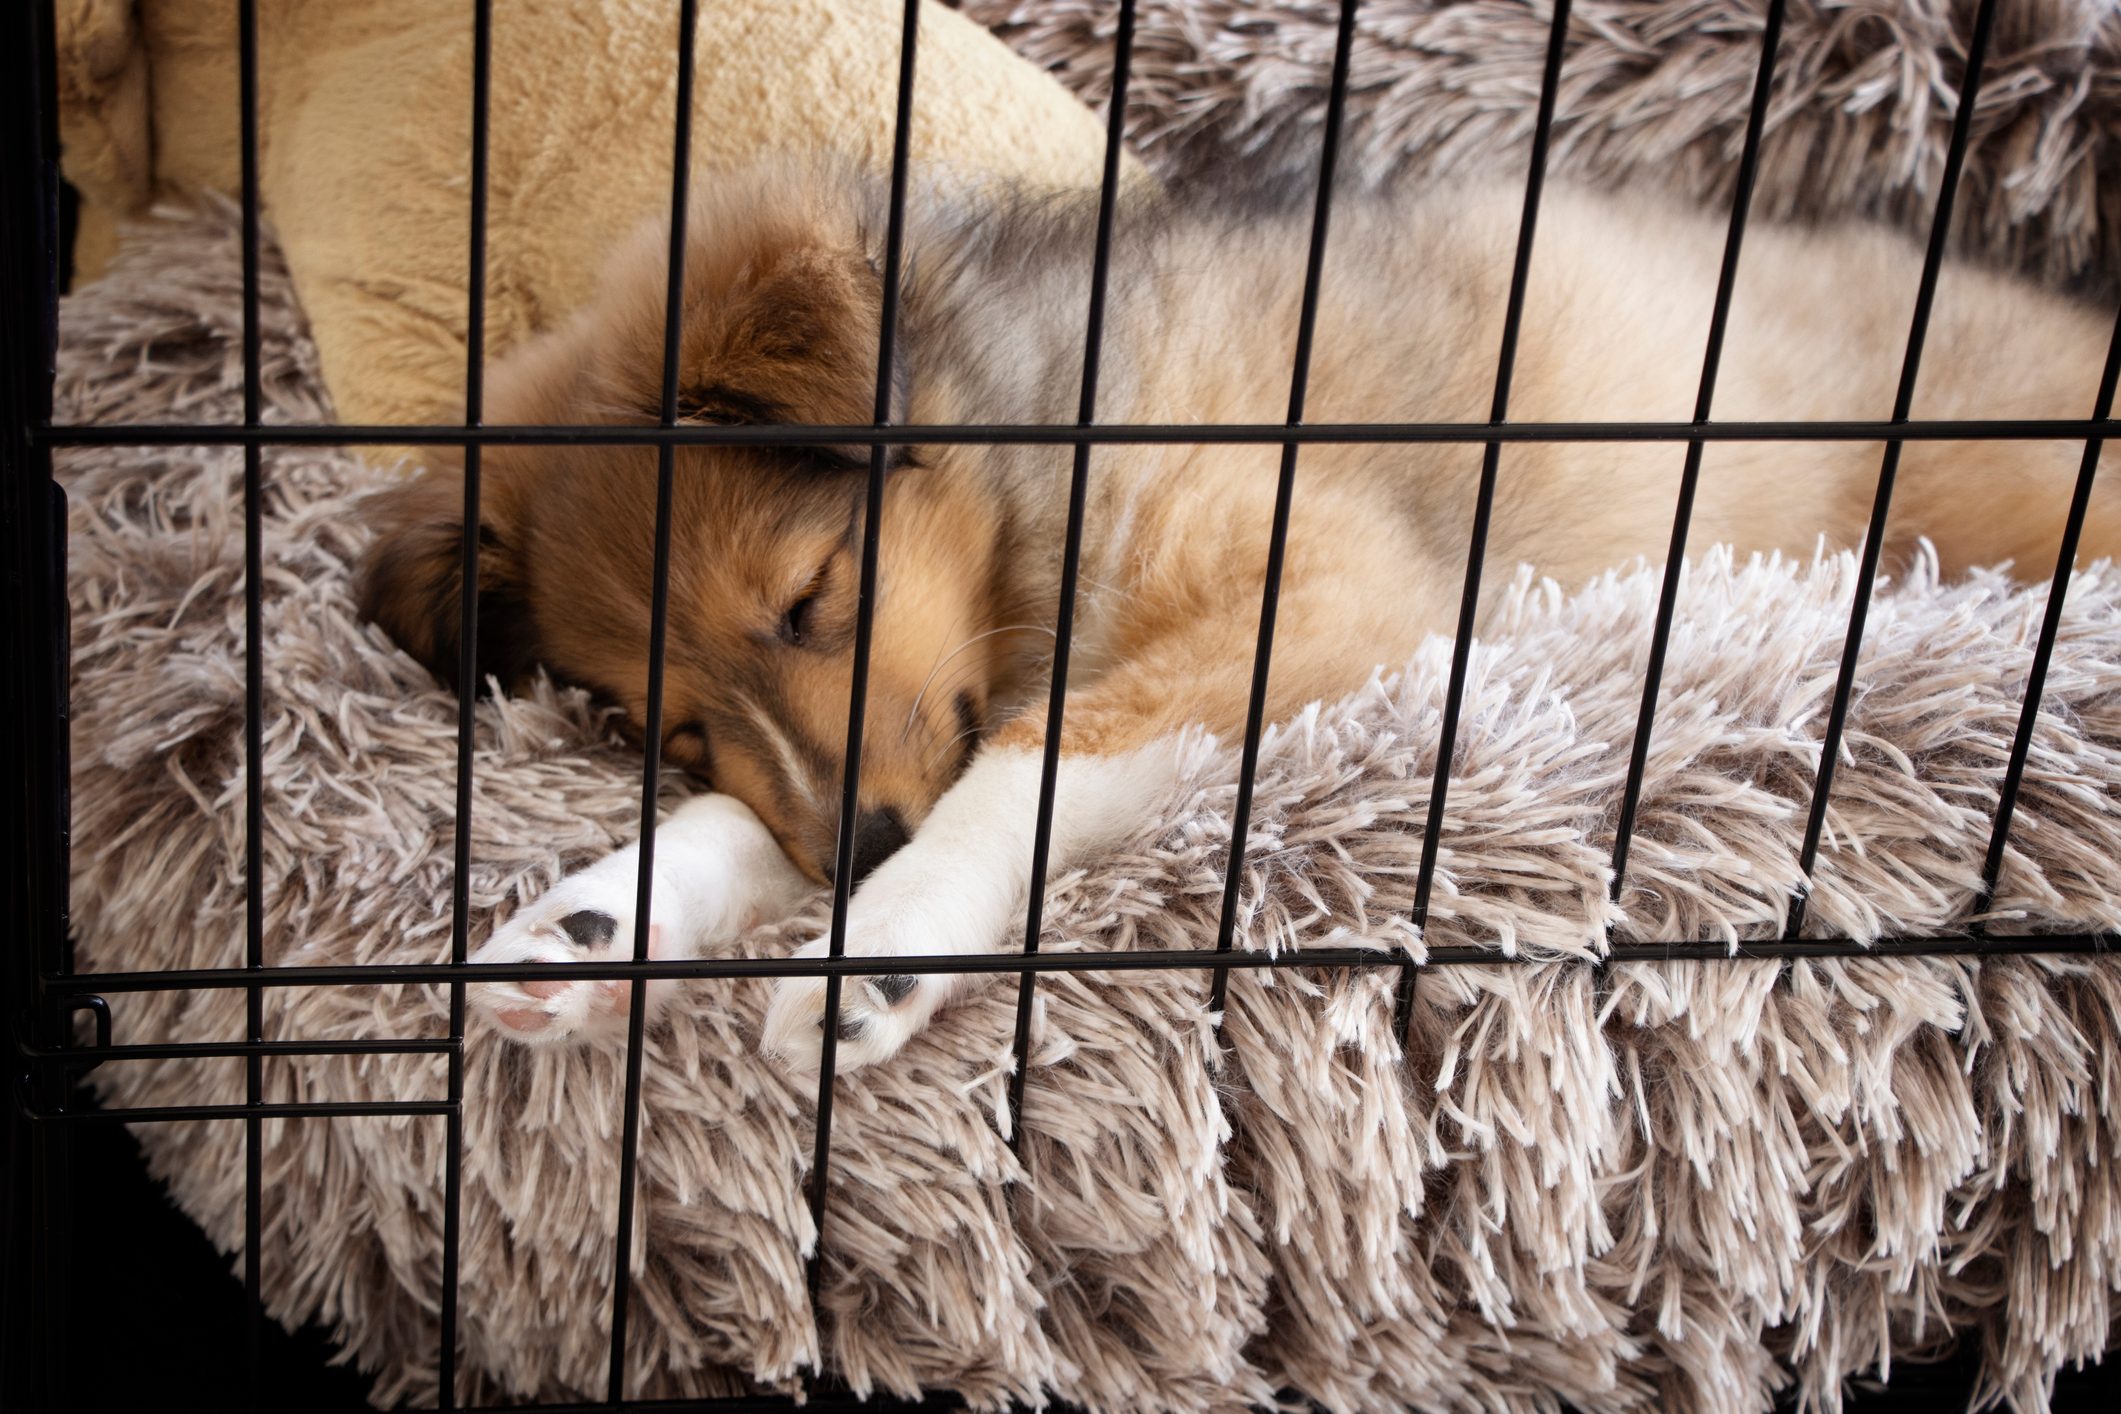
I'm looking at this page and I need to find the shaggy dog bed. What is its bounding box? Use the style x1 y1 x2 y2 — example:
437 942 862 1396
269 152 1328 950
60 199 2121 1410
963 0 2121 299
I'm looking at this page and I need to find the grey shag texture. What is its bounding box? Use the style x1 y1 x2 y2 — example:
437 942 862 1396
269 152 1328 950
60 201 2121 1412
961 0 2121 298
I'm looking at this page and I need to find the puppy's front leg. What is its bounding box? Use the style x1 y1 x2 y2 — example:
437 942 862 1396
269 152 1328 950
760 731 1184 1073
472 793 810 1043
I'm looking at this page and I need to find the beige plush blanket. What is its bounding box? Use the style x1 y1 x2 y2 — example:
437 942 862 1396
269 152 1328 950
59 200 2121 1413
54 0 1126 424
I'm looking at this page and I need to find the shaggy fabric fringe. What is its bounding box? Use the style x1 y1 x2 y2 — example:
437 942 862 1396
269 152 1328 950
60 207 2121 1410
960 0 2121 299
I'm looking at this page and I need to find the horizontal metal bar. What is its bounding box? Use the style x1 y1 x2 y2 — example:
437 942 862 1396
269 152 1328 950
22 1099 453 1124
33 417 2121 449
496 1393 957 1413
37 932 2112 996
18 1036 454 1062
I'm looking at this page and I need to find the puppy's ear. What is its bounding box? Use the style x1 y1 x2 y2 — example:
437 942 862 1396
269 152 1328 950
357 459 538 694
678 242 911 471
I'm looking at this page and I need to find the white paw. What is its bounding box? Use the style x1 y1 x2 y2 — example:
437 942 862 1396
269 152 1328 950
471 794 812 1046
469 851 682 1045
760 938 963 1074
759 858 1011 1074
754 741 1183 1076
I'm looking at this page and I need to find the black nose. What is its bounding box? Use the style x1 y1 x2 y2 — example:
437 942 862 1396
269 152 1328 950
849 807 909 884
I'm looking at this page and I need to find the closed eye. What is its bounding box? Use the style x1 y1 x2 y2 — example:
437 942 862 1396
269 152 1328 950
673 383 776 425
779 564 831 647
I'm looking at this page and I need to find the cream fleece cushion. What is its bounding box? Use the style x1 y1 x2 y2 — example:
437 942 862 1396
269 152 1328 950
55 0 1126 424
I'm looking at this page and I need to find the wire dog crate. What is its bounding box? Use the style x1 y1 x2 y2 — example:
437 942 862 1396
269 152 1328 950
7 0 2121 1409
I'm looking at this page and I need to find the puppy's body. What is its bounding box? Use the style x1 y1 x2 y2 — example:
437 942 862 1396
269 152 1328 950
362 167 2118 1066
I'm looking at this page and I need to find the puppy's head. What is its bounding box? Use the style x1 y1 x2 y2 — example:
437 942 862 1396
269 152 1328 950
361 170 1009 884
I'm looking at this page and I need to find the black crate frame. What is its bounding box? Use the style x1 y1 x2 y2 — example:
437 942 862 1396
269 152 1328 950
5 0 2119 1410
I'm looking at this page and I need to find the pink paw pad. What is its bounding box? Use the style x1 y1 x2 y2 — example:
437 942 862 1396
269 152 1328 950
476 911 667 1040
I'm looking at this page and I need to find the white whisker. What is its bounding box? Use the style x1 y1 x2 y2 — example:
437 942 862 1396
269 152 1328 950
902 623 1054 742
923 721 990 779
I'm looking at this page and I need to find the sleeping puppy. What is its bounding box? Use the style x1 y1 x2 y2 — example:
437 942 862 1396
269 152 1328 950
360 163 2119 1070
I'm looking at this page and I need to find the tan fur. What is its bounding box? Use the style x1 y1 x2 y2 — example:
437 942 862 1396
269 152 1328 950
361 165 2120 880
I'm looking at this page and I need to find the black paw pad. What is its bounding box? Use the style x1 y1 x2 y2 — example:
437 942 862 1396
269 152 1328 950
559 909 617 950
870 974 917 1006
836 1012 869 1043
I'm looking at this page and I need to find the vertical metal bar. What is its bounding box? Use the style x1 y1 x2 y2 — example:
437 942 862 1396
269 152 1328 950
1785 0 1998 937
1974 302 2121 922
1395 0 1572 1030
5 2 70 1408
606 2 697 1401
1204 0 1361 1019
235 2 265 1407
1605 0 1786 904
807 0 920 1310
439 2 492 1405
1004 0 1137 1146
